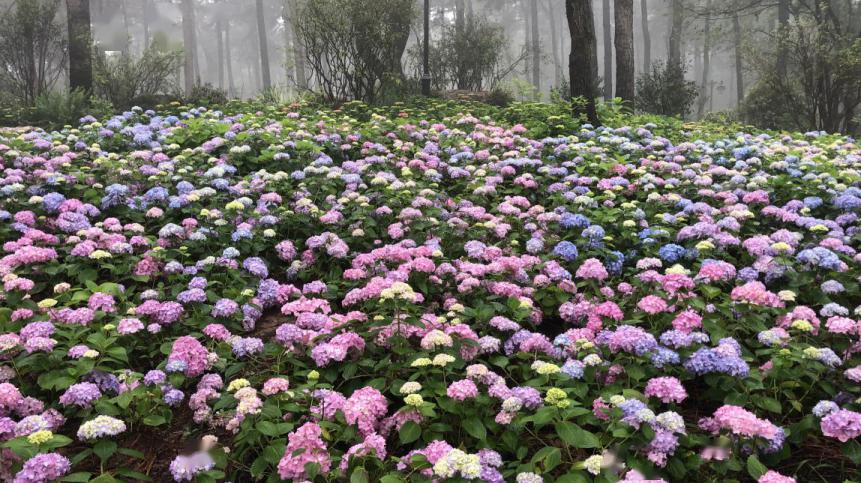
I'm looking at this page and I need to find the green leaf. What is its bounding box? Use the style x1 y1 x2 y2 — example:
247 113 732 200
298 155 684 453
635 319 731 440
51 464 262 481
250 456 269 477
60 473 92 482
380 475 404 483
93 440 117 462
88 475 119 483
746 455 767 479
117 447 145 459
843 440 861 465
555 472 590 483
256 421 282 437
142 415 166 426
755 396 782 414
350 468 370 483
462 416 486 441
114 469 152 481
543 447 562 472
399 420 421 444
556 421 600 448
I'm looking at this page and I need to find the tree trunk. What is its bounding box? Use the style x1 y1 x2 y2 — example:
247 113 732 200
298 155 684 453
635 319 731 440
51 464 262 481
288 0 307 90
455 0 467 89
66 0 93 93
522 0 530 78
249 21 261 92
256 0 272 90
216 18 225 90
613 0 634 102
776 0 789 77
225 19 236 97
602 0 612 99
456 0 465 32
121 0 130 54
531 0 540 97
640 0 650 73
590 1 598 86
181 0 197 95
281 2 295 92
547 0 562 87
143 0 151 48
567 0 600 124
669 0 682 65
732 12 744 105
696 0 711 118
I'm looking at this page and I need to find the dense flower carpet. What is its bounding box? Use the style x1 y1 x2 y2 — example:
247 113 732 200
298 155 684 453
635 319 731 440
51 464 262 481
0 100 860 482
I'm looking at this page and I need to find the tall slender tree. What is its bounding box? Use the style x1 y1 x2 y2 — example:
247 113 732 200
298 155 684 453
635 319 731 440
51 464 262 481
181 0 197 95
602 0 612 99
455 0 465 34
455 0 467 89
142 0 151 48
281 2 294 90
566 0 600 124
640 0 650 73
668 0 683 65
216 18 225 90
732 11 743 104
776 0 789 77
614 0 634 102
531 0 540 97
522 0 530 78
120 0 130 54
697 0 712 118
225 18 236 96
545 0 563 87
256 0 272 90
288 0 307 90
66 0 93 92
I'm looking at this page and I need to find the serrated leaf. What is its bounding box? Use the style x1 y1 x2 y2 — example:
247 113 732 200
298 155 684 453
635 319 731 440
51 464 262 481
556 421 600 448
746 455 767 479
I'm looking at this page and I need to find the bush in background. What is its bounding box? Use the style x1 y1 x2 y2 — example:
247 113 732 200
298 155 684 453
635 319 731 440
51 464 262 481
93 45 184 109
634 61 698 118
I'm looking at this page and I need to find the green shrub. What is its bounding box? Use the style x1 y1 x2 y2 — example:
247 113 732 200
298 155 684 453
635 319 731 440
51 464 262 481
186 83 229 107
33 89 89 128
486 86 513 107
634 61 698 118
93 45 183 109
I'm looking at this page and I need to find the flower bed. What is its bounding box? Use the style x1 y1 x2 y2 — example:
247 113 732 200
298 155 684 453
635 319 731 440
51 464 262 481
0 100 859 482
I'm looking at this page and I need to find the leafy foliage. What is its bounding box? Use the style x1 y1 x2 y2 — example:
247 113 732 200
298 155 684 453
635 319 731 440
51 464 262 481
92 45 184 109
634 61 698 118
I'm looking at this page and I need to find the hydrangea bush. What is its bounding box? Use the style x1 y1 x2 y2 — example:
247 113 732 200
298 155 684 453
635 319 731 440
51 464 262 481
0 99 860 482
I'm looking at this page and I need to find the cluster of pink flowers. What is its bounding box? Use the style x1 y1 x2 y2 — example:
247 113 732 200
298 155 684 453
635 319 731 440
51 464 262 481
447 379 479 401
644 377 687 404
699 405 779 441
277 422 331 480
166 336 210 377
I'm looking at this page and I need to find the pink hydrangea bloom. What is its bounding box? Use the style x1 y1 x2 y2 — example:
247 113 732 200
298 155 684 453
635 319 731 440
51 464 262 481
758 471 796 483
167 336 209 377
447 379 479 401
637 295 668 314
276 422 331 480
645 377 688 404
576 258 609 281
